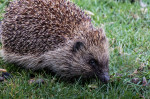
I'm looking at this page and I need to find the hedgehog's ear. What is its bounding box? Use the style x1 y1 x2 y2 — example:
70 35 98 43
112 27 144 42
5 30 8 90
72 42 85 53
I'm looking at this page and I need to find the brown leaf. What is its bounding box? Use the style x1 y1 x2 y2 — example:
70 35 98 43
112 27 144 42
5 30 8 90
132 14 139 19
28 78 36 84
118 46 123 55
0 69 7 72
142 77 147 86
138 63 145 71
116 73 123 77
131 78 139 84
133 69 138 74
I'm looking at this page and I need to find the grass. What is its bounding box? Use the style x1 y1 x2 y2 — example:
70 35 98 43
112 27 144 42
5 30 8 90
0 0 150 98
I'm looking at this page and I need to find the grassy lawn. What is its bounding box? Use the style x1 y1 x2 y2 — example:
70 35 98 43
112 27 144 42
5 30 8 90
0 0 150 98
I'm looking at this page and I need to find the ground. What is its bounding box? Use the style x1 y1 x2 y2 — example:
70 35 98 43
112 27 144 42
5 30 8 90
0 0 150 98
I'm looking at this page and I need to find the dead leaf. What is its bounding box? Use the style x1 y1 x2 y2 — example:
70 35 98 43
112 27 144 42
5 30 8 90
28 78 45 85
28 78 36 84
142 77 147 86
131 78 139 84
118 46 123 55
132 14 140 19
51 78 56 83
0 69 7 72
116 73 123 77
138 63 145 71
88 84 98 89
129 69 138 77
140 8 148 14
84 10 94 16
133 69 138 74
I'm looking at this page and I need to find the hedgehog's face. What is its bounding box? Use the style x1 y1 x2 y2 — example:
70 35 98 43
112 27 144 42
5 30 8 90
71 39 109 83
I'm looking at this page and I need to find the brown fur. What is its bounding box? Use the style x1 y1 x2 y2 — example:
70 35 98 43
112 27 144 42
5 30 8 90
1 0 91 55
1 0 109 82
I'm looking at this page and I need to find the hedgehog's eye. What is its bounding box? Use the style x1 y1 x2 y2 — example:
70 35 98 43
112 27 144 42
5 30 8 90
88 59 98 67
72 41 84 53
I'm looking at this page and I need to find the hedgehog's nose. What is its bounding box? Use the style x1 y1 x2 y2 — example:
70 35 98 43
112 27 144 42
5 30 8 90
98 72 110 83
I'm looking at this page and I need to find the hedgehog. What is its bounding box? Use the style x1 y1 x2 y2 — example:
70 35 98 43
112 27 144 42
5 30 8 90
0 0 110 83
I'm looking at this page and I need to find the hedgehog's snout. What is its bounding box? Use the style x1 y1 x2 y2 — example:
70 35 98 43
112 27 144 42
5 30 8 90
98 72 110 83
